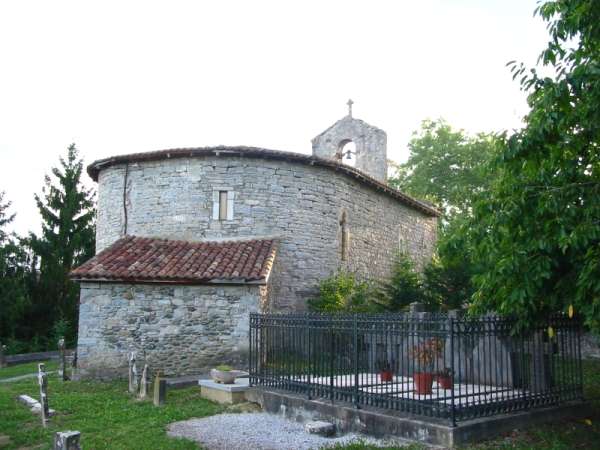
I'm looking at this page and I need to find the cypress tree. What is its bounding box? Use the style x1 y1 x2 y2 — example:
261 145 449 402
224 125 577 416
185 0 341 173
28 144 96 347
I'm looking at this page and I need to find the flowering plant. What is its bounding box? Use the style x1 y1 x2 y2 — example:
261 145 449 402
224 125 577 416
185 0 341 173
410 338 443 372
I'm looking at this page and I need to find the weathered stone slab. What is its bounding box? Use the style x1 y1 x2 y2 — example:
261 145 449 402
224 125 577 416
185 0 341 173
199 378 249 404
54 431 81 450
304 420 335 437
153 373 167 406
38 363 50 427
0 342 6 368
471 336 513 387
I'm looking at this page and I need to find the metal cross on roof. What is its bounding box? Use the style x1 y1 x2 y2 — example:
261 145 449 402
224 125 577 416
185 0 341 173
347 99 354 117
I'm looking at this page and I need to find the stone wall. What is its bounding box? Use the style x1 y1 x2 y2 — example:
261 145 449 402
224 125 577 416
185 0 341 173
77 282 263 378
95 154 437 310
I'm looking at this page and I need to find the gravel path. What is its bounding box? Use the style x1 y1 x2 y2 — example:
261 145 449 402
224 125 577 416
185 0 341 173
168 413 411 450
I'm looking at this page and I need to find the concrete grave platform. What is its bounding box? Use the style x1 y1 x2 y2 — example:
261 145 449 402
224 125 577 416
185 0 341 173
246 387 591 448
198 378 249 404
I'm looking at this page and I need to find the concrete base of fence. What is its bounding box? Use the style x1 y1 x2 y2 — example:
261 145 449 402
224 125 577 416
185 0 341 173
246 387 591 447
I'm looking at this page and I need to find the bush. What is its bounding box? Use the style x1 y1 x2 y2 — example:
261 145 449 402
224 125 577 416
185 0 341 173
378 252 428 312
307 272 378 313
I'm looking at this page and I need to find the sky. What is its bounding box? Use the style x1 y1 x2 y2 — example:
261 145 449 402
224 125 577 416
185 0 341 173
0 0 550 235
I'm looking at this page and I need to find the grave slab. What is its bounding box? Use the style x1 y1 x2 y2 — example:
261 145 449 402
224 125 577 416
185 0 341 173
199 378 249 404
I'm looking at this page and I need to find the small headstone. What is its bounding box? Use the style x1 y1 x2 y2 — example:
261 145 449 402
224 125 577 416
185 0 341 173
58 338 68 381
38 363 50 427
128 352 138 394
409 302 425 313
153 371 167 406
0 342 6 368
471 336 513 387
304 421 335 437
0 434 11 446
138 364 149 400
54 431 81 450
71 352 78 380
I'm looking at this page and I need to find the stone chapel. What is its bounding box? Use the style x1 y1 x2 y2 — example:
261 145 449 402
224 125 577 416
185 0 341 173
70 103 439 378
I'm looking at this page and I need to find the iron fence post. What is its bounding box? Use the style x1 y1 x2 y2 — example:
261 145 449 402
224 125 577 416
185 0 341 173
307 315 312 400
449 317 456 427
249 313 253 387
353 314 360 409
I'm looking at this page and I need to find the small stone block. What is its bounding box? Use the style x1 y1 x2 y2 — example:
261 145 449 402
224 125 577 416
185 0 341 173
304 421 335 437
153 378 167 406
0 434 11 446
54 430 81 450
199 378 249 404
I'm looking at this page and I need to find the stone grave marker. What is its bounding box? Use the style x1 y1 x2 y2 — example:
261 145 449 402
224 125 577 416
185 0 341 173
0 342 6 368
58 337 67 381
128 351 138 394
38 363 50 427
54 431 81 450
138 364 149 400
153 371 167 406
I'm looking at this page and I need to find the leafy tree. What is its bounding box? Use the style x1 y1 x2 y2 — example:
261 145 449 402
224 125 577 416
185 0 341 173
469 0 600 332
28 144 96 346
308 272 377 313
389 119 500 219
0 192 31 343
378 253 431 311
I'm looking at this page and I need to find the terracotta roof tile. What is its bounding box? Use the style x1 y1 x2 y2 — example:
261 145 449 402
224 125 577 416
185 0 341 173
70 236 277 284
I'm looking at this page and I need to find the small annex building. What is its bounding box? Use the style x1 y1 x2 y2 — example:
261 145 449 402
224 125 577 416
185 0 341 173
71 105 440 378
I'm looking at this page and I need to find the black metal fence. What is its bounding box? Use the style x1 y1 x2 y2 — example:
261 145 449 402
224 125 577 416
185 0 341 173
248 312 583 425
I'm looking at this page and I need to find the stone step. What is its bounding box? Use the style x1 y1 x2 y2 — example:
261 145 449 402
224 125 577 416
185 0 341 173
304 421 335 437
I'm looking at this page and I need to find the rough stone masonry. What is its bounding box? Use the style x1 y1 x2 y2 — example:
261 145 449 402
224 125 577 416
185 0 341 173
71 109 439 378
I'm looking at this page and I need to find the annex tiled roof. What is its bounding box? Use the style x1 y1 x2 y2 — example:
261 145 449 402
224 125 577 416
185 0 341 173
87 146 440 217
70 236 277 284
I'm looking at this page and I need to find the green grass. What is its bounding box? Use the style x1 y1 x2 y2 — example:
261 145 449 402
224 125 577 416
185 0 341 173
0 368 222 449
0 360 58 380
1 359 599 449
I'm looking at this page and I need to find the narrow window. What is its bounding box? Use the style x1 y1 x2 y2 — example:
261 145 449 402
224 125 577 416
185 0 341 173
340 211 349 261
213 189 235 221
219 191 228 220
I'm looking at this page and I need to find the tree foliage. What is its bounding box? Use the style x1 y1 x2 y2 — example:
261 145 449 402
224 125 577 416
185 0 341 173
27 144 96 346
389 119 501 219
0 192 31 344
469 0 600 331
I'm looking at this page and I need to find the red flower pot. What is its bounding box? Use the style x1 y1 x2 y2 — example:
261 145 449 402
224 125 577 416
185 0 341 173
413 372 434 394
437 375 453 389
380 370 393 383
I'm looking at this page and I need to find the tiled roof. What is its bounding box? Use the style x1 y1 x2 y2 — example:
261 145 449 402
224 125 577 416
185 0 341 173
70 236 277 284
87 146 440 217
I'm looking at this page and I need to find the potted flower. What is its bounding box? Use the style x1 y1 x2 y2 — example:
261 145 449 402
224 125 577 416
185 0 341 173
377 359 394 383
410 338 443 395
210 365 236 384
437 367 453 390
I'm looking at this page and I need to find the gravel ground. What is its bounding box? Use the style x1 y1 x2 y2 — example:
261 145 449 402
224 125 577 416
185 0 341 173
167 413 412 450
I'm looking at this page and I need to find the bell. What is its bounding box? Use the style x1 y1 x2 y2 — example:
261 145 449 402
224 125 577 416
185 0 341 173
345 151 352 160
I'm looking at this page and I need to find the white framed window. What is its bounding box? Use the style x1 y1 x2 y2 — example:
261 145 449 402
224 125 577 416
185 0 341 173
212 189 234 221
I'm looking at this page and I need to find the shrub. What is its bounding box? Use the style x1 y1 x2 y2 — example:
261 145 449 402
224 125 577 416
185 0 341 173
307 272 378 313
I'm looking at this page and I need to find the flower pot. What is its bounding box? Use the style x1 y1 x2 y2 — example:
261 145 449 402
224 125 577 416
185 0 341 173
210 368 236 384
380 370 393 383
413 372 434 394
437 374 453 389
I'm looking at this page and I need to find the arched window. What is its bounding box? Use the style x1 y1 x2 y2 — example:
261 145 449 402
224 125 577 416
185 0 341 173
340 210 349 261
338 140 356 167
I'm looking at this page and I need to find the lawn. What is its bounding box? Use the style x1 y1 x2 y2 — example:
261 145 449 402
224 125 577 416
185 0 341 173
0 369 221 450
0 360 58 381
0 360 599 449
